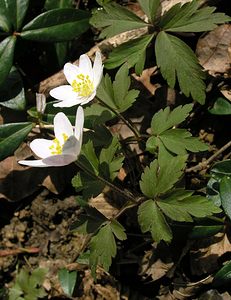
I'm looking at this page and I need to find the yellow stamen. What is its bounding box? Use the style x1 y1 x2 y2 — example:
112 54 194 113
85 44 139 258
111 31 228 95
49 133 68 155
71 74 94 97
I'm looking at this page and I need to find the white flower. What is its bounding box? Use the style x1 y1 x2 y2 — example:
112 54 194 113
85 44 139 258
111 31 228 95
18 107 84 167
50 51 103 107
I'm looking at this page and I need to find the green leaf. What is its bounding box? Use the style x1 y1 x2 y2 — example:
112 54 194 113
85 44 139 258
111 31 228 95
0 122 33 160
138 199 172 243
70 206 107 234
139 154 187 198
159 128 208 155
211 160 231 176
90 222 117 276
151 104 193 135
146 136 159 154
97 65 139 113
138 0 160 23
80 141 99 175
0 36 16 86
0 66 26 110
213 260 231 287
58 269 77 297
159 0 231 33
220 176 231 221
5 0 29 30
0 0 11 31
29 268 47 288
105 34 154 72
110 220 127 241
209 97 231 115
155 31 206 104
21 8 90 42
90 2 147 39
158 194 221 222
189 224 223 239
99 136 124 181
45 0 73 9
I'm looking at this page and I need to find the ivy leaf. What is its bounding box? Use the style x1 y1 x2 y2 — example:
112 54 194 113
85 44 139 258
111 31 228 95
99 136 124 181
220 176 231 221
105 34 154 73
138 199 172 243
0 122 33 160
6 0 29 30
0 0 11 32
97 64 140 113
0 36 16 86
211 160 231 176
159 0 231 33
158 194 221 222
155 31 206 104
151 104 193 135
139 154 187 198
137 0 160 23
0 66 26 110
159 128 208 155
21 8 90 42
90 222 120 276
209 97 231 115
90 2 147 39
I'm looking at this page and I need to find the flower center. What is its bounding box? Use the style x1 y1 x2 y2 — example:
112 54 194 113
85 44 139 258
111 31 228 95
49 133 68 155
71 74 94 97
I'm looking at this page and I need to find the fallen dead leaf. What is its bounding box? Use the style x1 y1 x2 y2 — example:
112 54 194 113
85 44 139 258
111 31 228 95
196 24 231 76
190 233 231 276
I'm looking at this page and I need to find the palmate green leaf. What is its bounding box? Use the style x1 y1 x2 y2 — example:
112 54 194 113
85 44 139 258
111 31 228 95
0 36 16 86
158 194 221 222
0 122 33 161
21 8 90 42
105 34 154 73
209 97 231 115
138 199 172 243
90 221 125 276
99 136 124 181
0 0 11 31
220 176 231 221
138 0 160 23
159 0 231 33
110 220 127 241
97 64 140 113
139 154 187 198
5 0 29 30
0 67 26 110
155 31 206 104
58 269 77 297
159 128 208 155
151 104 193 135
90 2 147 39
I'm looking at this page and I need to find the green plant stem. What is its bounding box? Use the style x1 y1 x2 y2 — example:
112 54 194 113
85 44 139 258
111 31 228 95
75 160 136 203
96 97 141 139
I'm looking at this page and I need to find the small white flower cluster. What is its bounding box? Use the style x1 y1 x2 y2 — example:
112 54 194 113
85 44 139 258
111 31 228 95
19 52 103 167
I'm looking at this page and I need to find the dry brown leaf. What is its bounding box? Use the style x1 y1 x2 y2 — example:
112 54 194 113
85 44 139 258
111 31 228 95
190 233 231 276
89 192 119 219
196 24 231 76
132 67 160 96
220 88 231 102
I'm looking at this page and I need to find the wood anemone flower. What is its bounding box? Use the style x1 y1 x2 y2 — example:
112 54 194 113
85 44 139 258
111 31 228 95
50 51 103 107
18 107 84 167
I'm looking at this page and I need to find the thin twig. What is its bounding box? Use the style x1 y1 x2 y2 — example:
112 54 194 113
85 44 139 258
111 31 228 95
186 140 231 173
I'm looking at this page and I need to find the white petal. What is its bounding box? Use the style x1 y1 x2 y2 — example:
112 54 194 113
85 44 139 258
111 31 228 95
93 51 104 87
30 139 53 158
79 54 93 78
74 106 84 141
54 112 73 142
64 63 79 85
43 154 76 166
18 159 48 167
62 136 81 156
53 97 86 108
50 85 77 102
80 90 96 105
